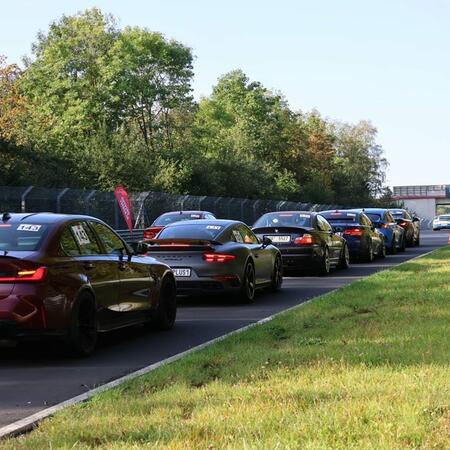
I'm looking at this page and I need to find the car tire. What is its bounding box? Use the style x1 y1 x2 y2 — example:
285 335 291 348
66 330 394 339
389 239 397 254
150 276 177 330
66 292 98 357
318 247 331 275
378 242 386 259
364 242 374 262
240 261 256 303
399 235 406 252
415 234 420 246
269 255 283 292
338 244 350 269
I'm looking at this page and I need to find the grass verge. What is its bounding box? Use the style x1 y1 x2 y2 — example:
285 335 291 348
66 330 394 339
5 247 450 449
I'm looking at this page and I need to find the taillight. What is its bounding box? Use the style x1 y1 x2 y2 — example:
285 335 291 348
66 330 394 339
0 266 46 283
294 234 314 245
380 223 388 229
343 228 363 236
203 253 236 263
143 226 163 240
399 221 408 228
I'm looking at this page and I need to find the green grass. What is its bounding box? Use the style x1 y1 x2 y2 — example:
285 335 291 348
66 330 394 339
6 247 450 449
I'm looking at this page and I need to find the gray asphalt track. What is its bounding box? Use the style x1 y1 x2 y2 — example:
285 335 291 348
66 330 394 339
0 230 447 427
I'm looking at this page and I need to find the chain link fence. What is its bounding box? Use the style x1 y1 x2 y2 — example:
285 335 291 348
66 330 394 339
0 186 341 230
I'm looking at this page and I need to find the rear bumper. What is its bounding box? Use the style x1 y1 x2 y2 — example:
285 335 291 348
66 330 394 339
279 245 322 269
344 238 366 256
175 276 241 295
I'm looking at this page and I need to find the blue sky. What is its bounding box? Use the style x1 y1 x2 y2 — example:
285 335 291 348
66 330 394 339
2 0 449 187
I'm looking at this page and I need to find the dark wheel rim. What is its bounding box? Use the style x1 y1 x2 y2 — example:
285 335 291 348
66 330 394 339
245 264 255 299
324 249 330 273
273 257 282 288
344 245 350 266
77 301 97 352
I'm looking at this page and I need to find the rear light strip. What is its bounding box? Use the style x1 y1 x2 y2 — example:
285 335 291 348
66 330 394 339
343 228 363 236
293 234 314 245
203 253 236 263
0 267 47 283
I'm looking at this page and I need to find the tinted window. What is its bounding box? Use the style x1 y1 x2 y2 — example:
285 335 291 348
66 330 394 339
254 212 312 228
321 212 357 223
390 210 404 219
158 224 225 241
154 213 205 226
91 222 125 255
70 222 101 255
60 227 80 256
385 212 395 223
237 225 259 244
366 213 382 222
0 223 49 252
439 215 450 220
404 211 412 220
317 215 332 231
360 214 372 226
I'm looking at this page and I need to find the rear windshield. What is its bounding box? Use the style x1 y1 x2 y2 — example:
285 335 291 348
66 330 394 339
438 215 450 220
0 223 49 251
154 213 205 226
390 210 404 219
366 213 382 222
157 224 224 241
321 212 357 223
254 212 312 228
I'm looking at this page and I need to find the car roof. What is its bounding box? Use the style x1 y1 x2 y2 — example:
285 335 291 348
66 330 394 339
0 212 102 225
159 210 214 216
163 219 242 227
348 208 387 214
320 209 360 215
260 211 316 216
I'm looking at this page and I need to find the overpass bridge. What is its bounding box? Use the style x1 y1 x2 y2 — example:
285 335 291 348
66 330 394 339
393 184 450 225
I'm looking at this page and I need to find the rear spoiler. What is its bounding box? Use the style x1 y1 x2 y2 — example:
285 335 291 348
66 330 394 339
252 226 314 234
145 238 221 252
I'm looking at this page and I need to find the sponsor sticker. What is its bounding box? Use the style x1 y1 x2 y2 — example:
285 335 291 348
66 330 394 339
71 224 91 246
347 213 356 217
206 225 222 230
17 224 41 232
299 214 310 218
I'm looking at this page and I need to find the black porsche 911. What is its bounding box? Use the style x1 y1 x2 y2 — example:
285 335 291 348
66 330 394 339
252 211 350 275
144 220 282 303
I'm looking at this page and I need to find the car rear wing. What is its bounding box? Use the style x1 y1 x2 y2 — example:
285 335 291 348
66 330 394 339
145 238 221 252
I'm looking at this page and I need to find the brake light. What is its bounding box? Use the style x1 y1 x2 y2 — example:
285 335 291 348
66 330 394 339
399 221 408 228
343 228 363 236
0 266 46 283
203 253 236 263
380 223 388 229
294 234 314 245
143 226 163 240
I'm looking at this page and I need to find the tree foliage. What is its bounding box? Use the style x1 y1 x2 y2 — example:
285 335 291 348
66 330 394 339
0 8 389 206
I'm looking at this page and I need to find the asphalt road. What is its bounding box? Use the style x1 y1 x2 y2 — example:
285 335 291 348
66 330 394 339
0 230 448 428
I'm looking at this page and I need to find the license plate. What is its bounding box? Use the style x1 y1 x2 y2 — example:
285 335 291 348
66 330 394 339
173 268 191 277
267 235 291 243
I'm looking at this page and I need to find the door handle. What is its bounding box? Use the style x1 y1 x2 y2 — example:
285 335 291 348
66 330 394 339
83 263 94 270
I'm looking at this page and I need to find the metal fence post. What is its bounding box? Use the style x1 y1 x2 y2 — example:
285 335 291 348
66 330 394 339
21 186 33 213
276 201 286 211
56 188 69 213
198 196 207 210
84 190 96 215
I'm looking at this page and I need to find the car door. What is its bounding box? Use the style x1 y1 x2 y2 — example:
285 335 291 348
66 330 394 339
65 221 121 328
316 215 340 261
237 224 272 283
90 222 155 317
385 211 399 245
363 214 382 252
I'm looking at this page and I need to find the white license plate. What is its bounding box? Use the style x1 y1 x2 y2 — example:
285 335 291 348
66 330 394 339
173 268 191 277
267 235 291 243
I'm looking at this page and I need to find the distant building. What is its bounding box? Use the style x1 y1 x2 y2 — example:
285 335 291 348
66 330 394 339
393 185 450 221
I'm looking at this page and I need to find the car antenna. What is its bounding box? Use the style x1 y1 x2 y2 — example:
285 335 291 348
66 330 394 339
2 212 11 222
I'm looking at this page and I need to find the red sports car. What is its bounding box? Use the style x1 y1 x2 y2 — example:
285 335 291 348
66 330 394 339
0 212 176 355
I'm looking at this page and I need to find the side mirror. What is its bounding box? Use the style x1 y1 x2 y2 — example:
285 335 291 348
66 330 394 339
262 236 272 247
412 217 420 222
130 241 149 255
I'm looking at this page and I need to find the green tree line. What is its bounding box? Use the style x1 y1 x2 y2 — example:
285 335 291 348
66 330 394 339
0 8 390 205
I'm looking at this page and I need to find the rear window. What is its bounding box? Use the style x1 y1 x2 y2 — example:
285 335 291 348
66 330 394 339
157 224 224 241
254 212 312 228
390 210 404 219
321 212 358 223
438 215 450 220
366 213 382 222
154 213 204 226
0 223 49 251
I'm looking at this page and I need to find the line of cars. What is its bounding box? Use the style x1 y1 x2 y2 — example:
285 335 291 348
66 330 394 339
0 207 420 355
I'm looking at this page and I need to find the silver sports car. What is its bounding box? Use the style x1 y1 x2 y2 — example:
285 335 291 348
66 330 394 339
144 219 283 302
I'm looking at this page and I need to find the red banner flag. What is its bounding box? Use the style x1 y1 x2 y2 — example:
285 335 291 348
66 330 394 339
114 185 133 234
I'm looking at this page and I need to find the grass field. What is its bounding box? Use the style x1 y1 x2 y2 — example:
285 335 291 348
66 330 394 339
5 247 450 449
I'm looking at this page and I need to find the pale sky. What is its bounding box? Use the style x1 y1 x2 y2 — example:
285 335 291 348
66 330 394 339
2 0 449 188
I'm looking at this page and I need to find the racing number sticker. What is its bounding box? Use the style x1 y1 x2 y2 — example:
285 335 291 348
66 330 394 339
71 224 91 246
17 224 41 232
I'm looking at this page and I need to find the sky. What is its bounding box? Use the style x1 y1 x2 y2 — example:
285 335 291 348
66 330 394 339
1 0 449 188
